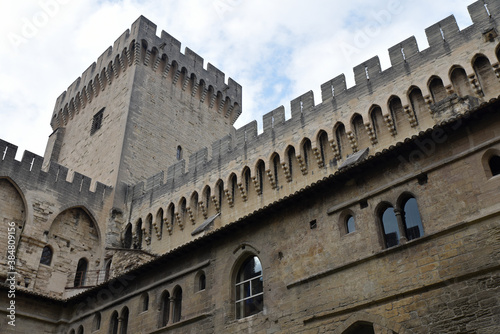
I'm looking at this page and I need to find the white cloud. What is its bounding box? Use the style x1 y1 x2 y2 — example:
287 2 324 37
0 0 478 159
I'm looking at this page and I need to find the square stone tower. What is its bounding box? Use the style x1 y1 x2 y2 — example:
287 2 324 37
43 16 242 198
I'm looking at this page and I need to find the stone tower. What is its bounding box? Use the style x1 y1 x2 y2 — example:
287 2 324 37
43 16 242 202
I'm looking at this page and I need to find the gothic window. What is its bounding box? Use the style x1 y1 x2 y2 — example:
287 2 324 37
123 224 132 249
172 286 182 323
473 55 497 97
156 208 164 238
140 292 149 312
243 167 251 193
40 245 53 266
257 161 265 193
92 312 101 331
287 147 295 179
450 66 474 97
74 258 88 287
199 273 206 291
204 187 211 210
342 321 375 334
159 291 170 327
489 155 500 176
217 181 224 210
119 307 129 334
135 219 143 249
380 206 400 248
109 311 119 334
273 154 280 186
302 139 312 168
335 123 347 158
318 131 329 165
77 325 84 334
90 108 104 135
235 256 264 319
402 197 424 240
104 259 112 282
428 76 447 103
346 215 356 234
230 174 237 201
408 87 424 123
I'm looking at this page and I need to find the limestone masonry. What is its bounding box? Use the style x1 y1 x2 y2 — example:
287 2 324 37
1 1 499 333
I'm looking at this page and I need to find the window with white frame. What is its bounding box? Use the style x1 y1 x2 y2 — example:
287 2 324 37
235 256 263 319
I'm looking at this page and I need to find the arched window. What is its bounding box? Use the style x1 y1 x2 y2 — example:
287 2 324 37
257 160 265 193
172 286 182 323
159 291 170 327
287 147 295 179
180 197 187 221
77 325 84 334
69 329 75 334
199 273 206 291
135 219 143 249
380 206 400 248
109 311 119 334
74 258 88 287
318 131 329 165
235 256 264 319
146 214 153 240
370 106 385 140
156 208 164 238
388 96 406 134
92 312 101 331
335 123 348 158
217 181 224 211
40 245 53 266
408 87 424 123
302 139 312 168
473 55 497 97
346 215 355 234
243 167 251 193
123 224 132 249
428 76 447 103
272 154 280 186
176 145 182 160
402 197 424 240
140 292 149 312
104 258 112 282
204 187 211 210
119 307 129 334
230 174 237 201
450 67 474 97
351 114 369 149
489 155 500 176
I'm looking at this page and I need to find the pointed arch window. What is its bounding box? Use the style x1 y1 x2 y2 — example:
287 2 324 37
109 311 119 334
159 291 170 327
402 197 424 240
489 155 500 176
287 147 295 179
235 256 264 319
176 145 182 160
92 312 101 331
40 245 53 266
380 206 400 248
172 287 182 323
273 155 280 186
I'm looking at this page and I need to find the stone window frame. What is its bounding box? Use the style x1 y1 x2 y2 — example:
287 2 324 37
234 254 264 319
40 245 53 266
481 148 500 178
339 209 356 236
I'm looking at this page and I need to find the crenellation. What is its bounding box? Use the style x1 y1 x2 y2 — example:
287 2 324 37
235 121 258 147
2 4 500 332
468 0 497 27
424 15 461 46
388 36 420 66
320 74 347 102
263 106 286 133
353 56 382 85
291 90 315 119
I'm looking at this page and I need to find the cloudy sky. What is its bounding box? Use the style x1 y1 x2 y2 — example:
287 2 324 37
0 0 477 158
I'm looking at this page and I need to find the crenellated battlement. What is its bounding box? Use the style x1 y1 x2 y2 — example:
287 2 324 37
51 15 243 130
124 1 500 253
0 139 112 205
